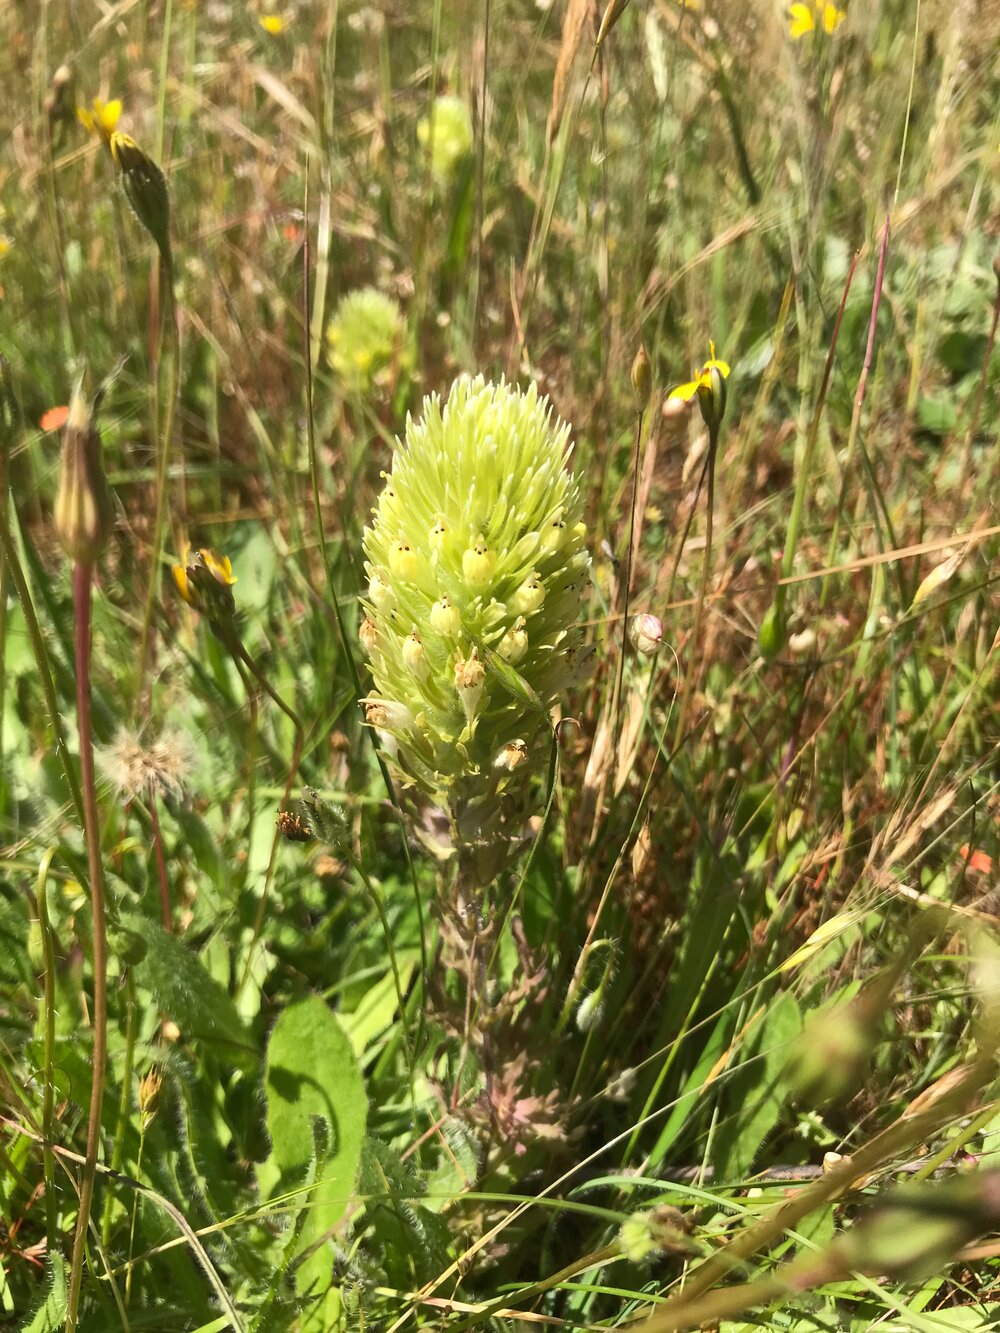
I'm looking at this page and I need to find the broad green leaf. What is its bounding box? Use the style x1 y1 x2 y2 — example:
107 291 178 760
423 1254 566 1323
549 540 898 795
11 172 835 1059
264 997 368 1328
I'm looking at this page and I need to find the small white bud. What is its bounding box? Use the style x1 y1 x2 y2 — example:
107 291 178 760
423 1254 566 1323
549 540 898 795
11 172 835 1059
629 613 663 657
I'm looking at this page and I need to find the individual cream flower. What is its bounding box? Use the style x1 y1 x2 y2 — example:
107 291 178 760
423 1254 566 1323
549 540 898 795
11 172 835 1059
361 375 591 868
629 613 663 657
77 96 122 145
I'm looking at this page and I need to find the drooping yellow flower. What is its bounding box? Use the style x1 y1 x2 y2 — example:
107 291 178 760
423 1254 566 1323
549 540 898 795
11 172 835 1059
77 96 122 144
668 341 731 434
668 341 731 404
259 14 285 34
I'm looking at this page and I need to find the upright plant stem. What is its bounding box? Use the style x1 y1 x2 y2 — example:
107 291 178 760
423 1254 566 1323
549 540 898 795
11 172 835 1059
66 560 109 1331
673 426 718 753
136 254 179 706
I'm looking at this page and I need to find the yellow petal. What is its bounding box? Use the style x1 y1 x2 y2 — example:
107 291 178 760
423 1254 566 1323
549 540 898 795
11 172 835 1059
788 2 815 37
668 379 701 403
172 564 190 603
259 14 285 33
821 3 845 32
99 98 123 132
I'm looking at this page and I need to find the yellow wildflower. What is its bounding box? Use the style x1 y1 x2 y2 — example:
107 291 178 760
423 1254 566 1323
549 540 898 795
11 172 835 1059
172 547 238 630
259 14 285 34
789 1 845 39
77 96 122 145
669 341 731 434
668 341 731 404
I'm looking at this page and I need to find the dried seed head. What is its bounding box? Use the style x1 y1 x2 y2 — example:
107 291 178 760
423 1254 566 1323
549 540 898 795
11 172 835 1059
96 726 193 803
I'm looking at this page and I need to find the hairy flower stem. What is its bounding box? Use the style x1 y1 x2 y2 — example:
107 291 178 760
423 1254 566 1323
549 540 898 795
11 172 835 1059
673 426 718 753
35 848 59 1244
66 560 109 1332
148 798 172 931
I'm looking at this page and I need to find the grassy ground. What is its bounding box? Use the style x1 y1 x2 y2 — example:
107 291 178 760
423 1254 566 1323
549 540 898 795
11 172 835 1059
1 0 999 1329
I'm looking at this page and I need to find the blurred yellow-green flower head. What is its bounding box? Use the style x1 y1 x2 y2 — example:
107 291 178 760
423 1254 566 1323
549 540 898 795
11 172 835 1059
417 94 474 182
326 287 407 393
361 375 591 851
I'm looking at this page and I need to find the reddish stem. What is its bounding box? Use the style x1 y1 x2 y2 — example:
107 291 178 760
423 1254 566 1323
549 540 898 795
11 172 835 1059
66 560 108 1330
149 797 172 932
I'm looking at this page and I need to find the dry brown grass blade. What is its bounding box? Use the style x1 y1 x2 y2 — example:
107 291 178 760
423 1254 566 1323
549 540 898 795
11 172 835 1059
595 0 631 49
547 0 591 146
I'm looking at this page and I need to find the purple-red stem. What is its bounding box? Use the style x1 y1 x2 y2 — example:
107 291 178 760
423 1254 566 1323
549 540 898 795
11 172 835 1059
66 560 108 1330
149 798 171 932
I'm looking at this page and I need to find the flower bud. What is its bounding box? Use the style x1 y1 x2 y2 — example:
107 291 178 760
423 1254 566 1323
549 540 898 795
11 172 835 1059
697 363 727 435
631 342 651 410
138 1068 162 1130
109 131 170 258
628 612 663 657
53 383 115 565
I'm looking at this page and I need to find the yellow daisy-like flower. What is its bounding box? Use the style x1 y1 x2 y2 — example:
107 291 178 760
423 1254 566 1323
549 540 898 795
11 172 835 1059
259 14 285 34
77 96 122 144
789 1 845 40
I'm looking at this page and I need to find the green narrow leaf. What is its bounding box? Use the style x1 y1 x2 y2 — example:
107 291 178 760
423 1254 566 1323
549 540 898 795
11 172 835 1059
263 997 368 1328
711 990 803 1182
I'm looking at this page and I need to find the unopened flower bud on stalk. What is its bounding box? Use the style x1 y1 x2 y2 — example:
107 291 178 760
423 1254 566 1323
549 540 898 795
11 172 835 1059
54 382 115 565
629 613 663 657
631 342 651 410
109 131 171 259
